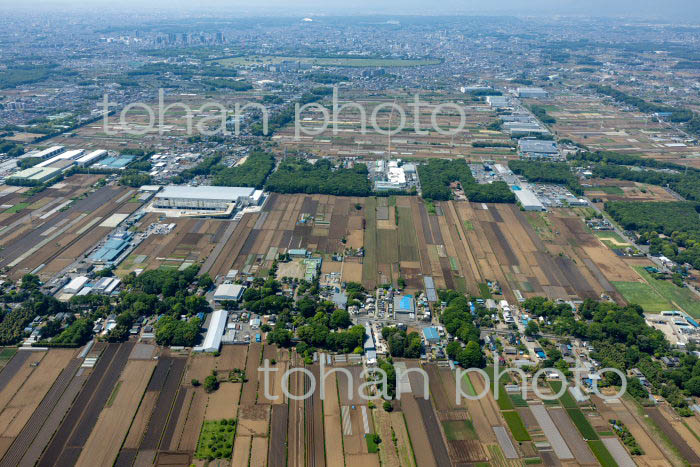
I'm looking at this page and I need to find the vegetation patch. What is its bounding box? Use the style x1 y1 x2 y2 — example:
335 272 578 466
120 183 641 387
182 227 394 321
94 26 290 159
478 283 492 299
462 373 477 397
509 393 529 407
502 411 530 441
418 159 514 203
442 419 478 441
228 368 247 382
106 381 122 408
4 202 30 213
0 348 17 360
266 158 371 196
365 433 381 453
548 381 577 409
195 419 236 460
211 151 275 188
611 280 673 313
567 408 599 440
634 266 700 318
587 440 617 467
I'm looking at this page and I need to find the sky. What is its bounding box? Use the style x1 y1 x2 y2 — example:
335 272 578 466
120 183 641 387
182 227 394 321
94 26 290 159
6 0 700 22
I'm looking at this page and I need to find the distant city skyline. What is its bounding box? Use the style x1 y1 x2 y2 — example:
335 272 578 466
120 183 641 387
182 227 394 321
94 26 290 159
5 0 700 22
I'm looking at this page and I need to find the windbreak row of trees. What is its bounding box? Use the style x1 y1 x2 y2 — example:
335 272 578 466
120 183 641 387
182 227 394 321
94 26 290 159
417 159 514 203
212 151 275 188
570 150 700 202
592 85 700 136
265 158 372 196
508 160 583 195
592 85 695 122
605 201 700 268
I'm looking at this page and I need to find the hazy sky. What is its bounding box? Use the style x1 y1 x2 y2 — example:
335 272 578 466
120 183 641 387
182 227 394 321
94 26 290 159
6 0 700 21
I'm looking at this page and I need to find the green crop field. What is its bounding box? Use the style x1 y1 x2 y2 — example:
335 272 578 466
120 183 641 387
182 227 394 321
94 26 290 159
5 202 30 213
549 381 578 409
195 419 236 460
588 440 617 467
454 276 468 294
567 408 599 440
443 419 478 440
612 280 673 313
593 230 629 244
397 206 419 261
495 388 515 410
502 411 530 441
377 229 399 264
365 434 380 453
634 266 700 318
449 257 459 271
478 283 492 299
463 373 477 397
509 393 529 407
0 348 17 361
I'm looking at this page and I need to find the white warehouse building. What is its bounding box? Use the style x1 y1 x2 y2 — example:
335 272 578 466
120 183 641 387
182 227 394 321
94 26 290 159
153 185 260 212
194 309 228 353
514 188 545 211
76 150 108 167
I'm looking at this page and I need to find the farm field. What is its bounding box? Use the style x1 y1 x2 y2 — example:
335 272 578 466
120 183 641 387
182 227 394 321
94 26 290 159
546 92 700 169
0 349 75 460
632 266 700 317
424 363 487 464
0 175 143 281
38 342 134 467
585 180 678 203
119 193 637 310
274 91 518 161
75 359 157 467
612 280 675 313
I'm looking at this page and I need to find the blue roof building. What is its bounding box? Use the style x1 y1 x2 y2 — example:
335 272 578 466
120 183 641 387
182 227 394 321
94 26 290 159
423 327 440 344
394 294 415 314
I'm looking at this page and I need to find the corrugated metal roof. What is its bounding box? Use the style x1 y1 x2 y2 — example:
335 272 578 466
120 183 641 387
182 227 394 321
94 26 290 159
423 327 439 341
156 185 255 201
201 309 227 352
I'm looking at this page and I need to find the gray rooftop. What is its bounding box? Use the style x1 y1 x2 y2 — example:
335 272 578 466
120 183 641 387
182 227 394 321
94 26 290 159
156 185 255 201
518 140 559 154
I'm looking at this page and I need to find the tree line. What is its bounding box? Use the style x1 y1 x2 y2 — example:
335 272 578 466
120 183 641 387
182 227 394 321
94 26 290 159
508 160 583 195
265 158 372 196
417 159 515 203
605 201 700 269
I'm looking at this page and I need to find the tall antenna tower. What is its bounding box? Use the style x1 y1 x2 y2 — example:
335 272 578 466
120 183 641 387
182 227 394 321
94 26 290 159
386 97 398 161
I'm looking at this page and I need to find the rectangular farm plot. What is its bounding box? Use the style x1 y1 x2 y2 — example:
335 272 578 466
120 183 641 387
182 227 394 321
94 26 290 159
76 359 156 467
323 373 345 467
492 426 518 459
547 407 597 464
528 405 573 460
